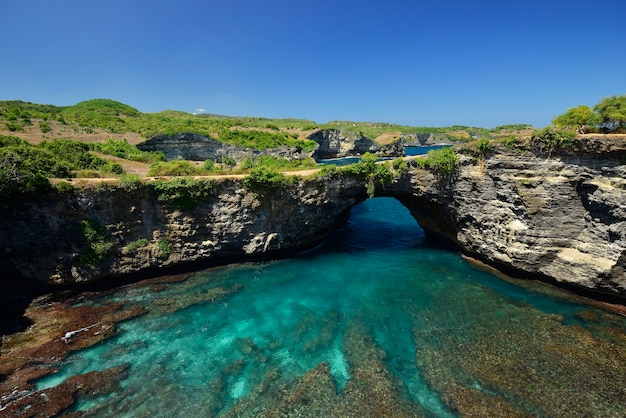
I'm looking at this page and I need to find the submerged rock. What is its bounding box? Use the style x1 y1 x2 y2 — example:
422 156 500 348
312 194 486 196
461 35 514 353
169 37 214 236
411 289 626 417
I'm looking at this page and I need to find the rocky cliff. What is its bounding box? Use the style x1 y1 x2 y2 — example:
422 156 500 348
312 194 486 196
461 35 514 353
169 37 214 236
398 132 453 146
0 176 367 285
138 132 312 161
390 135 626 299
1 135 625 302
139 130 405 163
309 129 404 159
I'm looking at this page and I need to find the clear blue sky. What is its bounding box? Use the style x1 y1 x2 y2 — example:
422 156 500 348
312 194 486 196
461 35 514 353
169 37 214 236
1 0 625 127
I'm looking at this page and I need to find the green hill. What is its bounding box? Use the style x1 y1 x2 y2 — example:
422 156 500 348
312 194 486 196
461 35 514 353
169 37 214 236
0 98 534 146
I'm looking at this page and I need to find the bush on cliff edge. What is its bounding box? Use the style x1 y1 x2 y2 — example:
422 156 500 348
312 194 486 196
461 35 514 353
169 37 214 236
416 147 460 177
243 166 292 196
150 177 213 210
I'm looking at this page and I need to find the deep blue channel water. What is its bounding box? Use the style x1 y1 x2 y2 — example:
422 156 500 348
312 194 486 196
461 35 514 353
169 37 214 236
36 198 626 417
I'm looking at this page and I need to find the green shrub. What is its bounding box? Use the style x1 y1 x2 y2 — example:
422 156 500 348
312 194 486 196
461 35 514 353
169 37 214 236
499 135 517 150
158 238 173 258
93 139 166 163
39 121 51 133
4 122 23 132
461 138 493 159
148 160 201 176
54 181 75 193
101 161 125 175
392 157 408 173
319 164 338 176
118 174 143 190
341 153 395 197
217 128 317 152
478 138 493 155
243 166 291 195
150 177 213 210
203 159 215 171
417 147 460 177
342 153 378 179
0 143 57 208
240 156 256 170
0 143 73 178
77 219 114 266
125 238 149 251
221 155 236 170
255 155 316 171
0 135 25 147
530 127 576 154
0 167 50 209
39 139 105 170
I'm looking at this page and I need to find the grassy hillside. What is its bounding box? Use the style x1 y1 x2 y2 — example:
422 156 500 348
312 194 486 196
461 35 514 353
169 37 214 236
0 98 537 208
0 99 319 147
0 98 533 147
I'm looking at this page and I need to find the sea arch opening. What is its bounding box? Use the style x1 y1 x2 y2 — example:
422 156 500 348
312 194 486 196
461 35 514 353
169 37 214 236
340 197 427 253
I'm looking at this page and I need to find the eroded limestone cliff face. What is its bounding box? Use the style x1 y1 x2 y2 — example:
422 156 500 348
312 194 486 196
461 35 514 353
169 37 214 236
0 176 366 285
138 133 312 161
390 138 626 299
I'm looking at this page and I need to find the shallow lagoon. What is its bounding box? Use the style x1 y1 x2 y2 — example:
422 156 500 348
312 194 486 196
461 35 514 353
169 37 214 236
36 198 626 417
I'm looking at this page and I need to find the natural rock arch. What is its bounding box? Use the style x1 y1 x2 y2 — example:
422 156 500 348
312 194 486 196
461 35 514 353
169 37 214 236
0 146 625 303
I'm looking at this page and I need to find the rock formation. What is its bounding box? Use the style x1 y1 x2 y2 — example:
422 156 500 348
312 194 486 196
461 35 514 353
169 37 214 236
397 132 458 147
1 135 625 301
138 132 312 161
0 176 367 285
308 129 382 159
393 153 626 298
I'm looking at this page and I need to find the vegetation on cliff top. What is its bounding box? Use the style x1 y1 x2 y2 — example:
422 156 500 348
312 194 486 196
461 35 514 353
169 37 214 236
1 95 624 208
324 152 408 198
0 136 104 207
243 166 293 196
150 177 214 210
415 147 460 177
0 99 319 150
529 127 576 154
552 95 626 133
0 98 532 148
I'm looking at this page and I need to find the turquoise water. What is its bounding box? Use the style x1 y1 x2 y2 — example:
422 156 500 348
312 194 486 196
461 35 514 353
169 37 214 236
405 145 449 156
35 198 626 417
